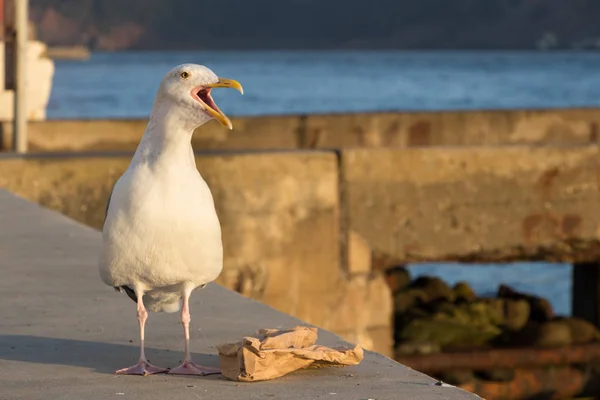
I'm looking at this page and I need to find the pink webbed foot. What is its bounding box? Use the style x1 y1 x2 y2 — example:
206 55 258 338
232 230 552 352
115 359 169 376
168 360 221 376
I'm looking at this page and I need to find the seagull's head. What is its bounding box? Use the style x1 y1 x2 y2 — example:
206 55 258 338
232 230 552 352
157 63 243 130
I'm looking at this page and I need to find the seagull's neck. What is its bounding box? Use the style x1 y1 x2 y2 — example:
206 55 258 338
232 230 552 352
131 100 198 171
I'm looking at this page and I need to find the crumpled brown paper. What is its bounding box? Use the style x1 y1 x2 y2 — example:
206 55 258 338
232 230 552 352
216 326 364 382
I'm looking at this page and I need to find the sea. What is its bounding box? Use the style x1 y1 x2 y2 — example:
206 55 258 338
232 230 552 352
47 50 600 316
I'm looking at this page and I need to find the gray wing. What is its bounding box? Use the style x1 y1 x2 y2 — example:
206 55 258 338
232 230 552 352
104 185 115 222
105 184 137 304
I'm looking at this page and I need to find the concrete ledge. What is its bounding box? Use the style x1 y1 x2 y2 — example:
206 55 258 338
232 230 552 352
305 108 600 148
2 107 600 152
0 116 300 152
0 189 479 399
341 145 600 264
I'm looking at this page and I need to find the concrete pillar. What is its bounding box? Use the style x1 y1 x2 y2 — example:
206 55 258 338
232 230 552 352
572 262 600 326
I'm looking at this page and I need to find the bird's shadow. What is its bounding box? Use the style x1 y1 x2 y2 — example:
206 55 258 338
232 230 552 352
0 335 221 376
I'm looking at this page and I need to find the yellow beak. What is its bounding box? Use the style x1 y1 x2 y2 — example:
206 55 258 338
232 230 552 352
201 78 244 130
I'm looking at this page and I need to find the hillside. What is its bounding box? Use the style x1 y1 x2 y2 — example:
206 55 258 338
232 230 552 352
29 0 600 51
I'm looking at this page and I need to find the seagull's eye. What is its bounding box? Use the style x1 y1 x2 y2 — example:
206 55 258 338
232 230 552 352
180 71 190 79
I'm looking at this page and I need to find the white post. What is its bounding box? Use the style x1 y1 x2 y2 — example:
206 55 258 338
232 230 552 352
12 0 27 153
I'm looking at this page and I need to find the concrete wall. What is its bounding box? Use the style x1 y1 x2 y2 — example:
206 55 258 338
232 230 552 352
341 145 600 266
0 152 392 357
2 107 600 151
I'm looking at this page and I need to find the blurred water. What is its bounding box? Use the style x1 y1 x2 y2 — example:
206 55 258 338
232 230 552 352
47 50 586 315
47 50 600 119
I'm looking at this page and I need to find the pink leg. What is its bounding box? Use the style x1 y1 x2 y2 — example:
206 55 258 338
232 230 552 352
168 289 220 376
115 293 168 376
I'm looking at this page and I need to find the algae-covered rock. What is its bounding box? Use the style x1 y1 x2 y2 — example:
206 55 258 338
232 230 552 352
396 299 506 350
503 299 530 331
428 299 457 315
399 317 501 348
497 284 553 322
510 321 572 347
411 276 455 303
558 317 600 344
385 266 411 294
535 320 572 347
394 341 441 356
478 299 505 326
445 300 504 327
453 281 477 303
394 288 428 313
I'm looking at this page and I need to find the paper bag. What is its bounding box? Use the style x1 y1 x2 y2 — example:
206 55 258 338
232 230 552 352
216 326 364 382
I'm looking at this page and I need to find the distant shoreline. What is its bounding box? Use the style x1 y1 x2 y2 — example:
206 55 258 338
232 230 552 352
45 46 91 60
64 48 600 55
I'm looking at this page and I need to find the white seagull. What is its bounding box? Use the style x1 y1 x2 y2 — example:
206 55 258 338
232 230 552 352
99 63 243 376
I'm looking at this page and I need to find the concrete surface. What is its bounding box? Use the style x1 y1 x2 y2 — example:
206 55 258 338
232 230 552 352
0 189 480 400
3 107 600 151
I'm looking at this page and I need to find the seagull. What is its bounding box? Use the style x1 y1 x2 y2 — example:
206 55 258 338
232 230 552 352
98 63 243 376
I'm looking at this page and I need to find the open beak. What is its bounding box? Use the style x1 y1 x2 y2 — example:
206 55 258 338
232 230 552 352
193 78 244 130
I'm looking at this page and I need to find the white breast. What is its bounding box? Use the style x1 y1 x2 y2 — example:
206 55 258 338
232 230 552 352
99 163 223 297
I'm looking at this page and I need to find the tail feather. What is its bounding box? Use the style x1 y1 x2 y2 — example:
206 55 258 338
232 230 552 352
115 285 137 303
114 286 181 313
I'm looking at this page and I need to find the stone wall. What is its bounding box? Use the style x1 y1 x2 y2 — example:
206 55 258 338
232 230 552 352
2 107 600 151
0 152 392 357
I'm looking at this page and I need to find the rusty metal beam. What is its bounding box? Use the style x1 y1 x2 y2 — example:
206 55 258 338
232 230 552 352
458 367 587 400
398 343 600 373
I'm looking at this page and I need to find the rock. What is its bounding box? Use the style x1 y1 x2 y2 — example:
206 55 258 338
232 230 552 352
411 276 455 303
399 300 505 348
479 299 505 326
385 266 411 294
453 281 477 303
399 317 501 349
499 321 537 346
503 299 530 331
497 284 553 322
510 321 572 347
394 288 428 313
439 370 476 385
509 320 573 347
475 368 515 382
535 320 572 347
394 341 441 356
559 317 600 344
427 299 457 315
